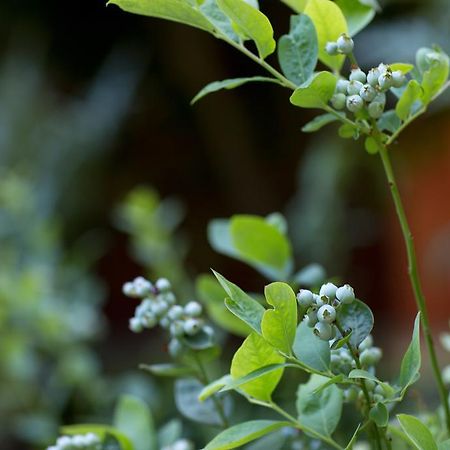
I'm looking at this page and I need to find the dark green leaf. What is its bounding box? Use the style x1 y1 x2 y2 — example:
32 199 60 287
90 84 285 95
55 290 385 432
399 312 421 394
336 299 374 347
370 403 389 427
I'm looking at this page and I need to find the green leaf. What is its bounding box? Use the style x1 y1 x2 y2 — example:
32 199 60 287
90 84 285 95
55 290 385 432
338 123 358 138
301 113 339 132
221 363 289 393
369 402 389 428
331 331 353 350
199 374 232 401
208 215 293 280
231 215 293 279
61 425 133 450
196 274 251 336
261 282 297 354
175 378 231 426
290 71 337 109
107 0 214 32
421 50 449 104
292 263 326 286
395 80 422 120
191 76 281 104
216 0 276 59
203 420 291 450
336 299 374 347
399 312 421 394
213 270 265 334
390 63 414 74
377 110 401 133
335 0 375 36
348 369 379 383
230 332 285 401
157 420 182 448
345 424 361 450
277 14 318 86
114 395 156 450
303 0 348 71
364 136 381 154
296 374 343 437
293 321 330 372
139 363 195 377
280 0 307 12
397 414 438 450
199 0 239 42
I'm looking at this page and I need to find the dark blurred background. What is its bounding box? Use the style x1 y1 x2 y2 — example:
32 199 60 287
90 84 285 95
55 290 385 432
0 0 449 448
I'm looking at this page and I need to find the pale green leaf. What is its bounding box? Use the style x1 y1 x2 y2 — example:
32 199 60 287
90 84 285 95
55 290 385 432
196 274 252 336
369 402 389 428
290 71 337 109
377 110 401 133
213 270 265 334
396 80 422 120
439 439 450 450
261 282 297 354
114 395 157 450
421 50 450 104
280 0 307 12
107 0 214 32
191 76 281 104
293 321 330 372
203 420 291 450
200 0 240 41
139 363 195 377
335 0 375 36
303 0 348 71
217 0 276 59
61 425 133 450
364 136 381 154
301 113 339 132
296 374 343 437
277 14 318 85
390 63 414 74
230 332 285 401
397 414 438 450
399 312 421 394
199 375 232 401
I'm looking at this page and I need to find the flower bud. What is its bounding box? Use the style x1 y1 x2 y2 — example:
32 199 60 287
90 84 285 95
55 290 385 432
297 289 314 308
325 41 339 55
336 79 350 94
314 322 334 340
349 68 366 83
336 33 354 54
347 80 364 95
392 70 406 88
156 278 171 292
331 93 346 110
360 84 376 102
319 282 338 300
367 68 381 87
184 301 202 317
184 318 202 336
368 101 384 119
336 284 355 304
168 305 184 320
317 305 336 323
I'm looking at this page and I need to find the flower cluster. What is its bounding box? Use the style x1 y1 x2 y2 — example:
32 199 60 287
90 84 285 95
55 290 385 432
123 276 213 357
297 282 355 341
325 33 354 56
161 439 195 450
329 63 407 119
46 433 100 450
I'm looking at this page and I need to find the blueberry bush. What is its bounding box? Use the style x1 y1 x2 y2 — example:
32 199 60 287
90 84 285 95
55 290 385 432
49 0 450 449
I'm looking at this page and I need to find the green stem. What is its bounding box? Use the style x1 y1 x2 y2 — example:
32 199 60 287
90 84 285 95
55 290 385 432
335 323 383 450
377 144 450 432
324 105 361 128
194 353 230 428
214 33 297 90
268 401 344 450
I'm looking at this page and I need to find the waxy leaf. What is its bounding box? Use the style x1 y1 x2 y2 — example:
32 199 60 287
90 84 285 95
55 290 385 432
175 378 231 426
209 215 293 280
196 274 252 336
303 0 348 71
397 414 438 450
200 0 239 42
192 76 281 104
290 71 337 109
217 0 276 59
369 402 389 428
377 110 401 134
203 420 291 450
261 282 297 354
157 420 182 449
336 299 373 347
107 0 214 32
230 332 285 401
396 80 422 120
399 312 421 394
277 14 318 86
213 270 265 334
293 321 330 372
439 440 450 450
113 395 157 450
301 113 339 132
296 374 343 437
335 0 375 36
421 50 449 104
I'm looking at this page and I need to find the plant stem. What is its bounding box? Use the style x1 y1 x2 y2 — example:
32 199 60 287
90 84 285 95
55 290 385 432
268 401 344 450
335 323 383 450
377 144 450 432
194 353 230 428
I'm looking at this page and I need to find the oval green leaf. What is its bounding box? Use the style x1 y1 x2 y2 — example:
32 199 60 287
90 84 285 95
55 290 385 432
290 71 337 109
